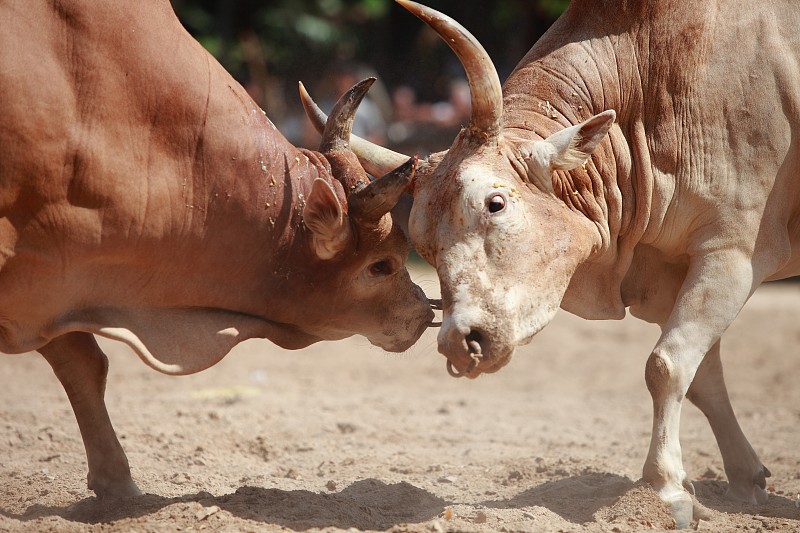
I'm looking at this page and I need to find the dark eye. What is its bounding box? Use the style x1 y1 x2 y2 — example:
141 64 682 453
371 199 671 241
487 194 506 213
369 260 392 277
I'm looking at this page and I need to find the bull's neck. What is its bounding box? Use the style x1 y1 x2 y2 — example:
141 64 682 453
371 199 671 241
186 86 315 239
497 15 651 317
143 32 333 318
504 14 651 246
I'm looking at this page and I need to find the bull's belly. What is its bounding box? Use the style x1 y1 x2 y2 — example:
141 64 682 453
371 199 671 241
0 252 165 355
0 296 54 354
766 255 800 281
764 211 800 281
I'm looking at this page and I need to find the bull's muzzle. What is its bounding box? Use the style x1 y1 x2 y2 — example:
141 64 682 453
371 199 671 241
443 329 512 379
446 336 482 378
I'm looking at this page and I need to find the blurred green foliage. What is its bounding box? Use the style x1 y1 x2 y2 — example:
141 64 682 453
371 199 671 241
170 0 567 95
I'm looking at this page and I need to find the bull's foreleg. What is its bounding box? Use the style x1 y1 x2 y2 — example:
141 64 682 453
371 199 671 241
686 341 770 504
642 250 755 528
38 332 142 499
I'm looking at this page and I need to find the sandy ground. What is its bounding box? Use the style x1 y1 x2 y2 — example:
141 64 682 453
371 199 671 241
1 264 799 532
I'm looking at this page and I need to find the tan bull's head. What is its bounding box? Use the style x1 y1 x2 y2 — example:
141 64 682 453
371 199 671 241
300 2 616 372
404 1 617 376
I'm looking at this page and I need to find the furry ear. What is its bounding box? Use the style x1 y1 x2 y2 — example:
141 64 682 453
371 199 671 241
303 178 352 260
521 110 616 175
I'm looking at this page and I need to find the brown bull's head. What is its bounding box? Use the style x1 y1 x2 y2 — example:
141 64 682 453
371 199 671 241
300 3 615 373
297 77 433 352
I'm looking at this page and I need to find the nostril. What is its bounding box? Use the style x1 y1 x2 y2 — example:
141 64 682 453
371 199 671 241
466 329 483 355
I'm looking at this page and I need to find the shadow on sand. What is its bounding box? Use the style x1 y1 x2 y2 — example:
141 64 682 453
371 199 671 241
482 473 800 526
4 474 798 530
693 479 800 521
2 479 445 531
483 472 634 524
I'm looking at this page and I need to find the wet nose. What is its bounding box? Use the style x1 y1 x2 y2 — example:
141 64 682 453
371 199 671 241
444 329 487 378
440 325 490 378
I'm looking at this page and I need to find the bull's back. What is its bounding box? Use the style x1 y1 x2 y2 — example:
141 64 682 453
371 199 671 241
640 1 800 270
0 0 198 234
0 0 222 352
522 0 800 276
0 0 79 215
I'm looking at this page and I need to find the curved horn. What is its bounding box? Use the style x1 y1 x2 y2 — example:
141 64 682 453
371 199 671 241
349 155 418 225
318 77 376 153
397 0 503 139
299 81 409 176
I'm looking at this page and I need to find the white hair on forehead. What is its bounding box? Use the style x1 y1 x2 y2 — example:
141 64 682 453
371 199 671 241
458 162 521 201
458 164 494 203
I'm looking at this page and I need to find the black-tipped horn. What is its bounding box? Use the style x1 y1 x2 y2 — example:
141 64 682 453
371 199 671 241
299 80 410 176
318 77 375 153
397 0 503 140
349 155 419 225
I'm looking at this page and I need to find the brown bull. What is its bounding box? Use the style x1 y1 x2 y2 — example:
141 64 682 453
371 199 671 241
303 0 799 527
0 0 433 498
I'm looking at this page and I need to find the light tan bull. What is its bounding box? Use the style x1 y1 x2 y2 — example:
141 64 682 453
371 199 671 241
302 0 799 527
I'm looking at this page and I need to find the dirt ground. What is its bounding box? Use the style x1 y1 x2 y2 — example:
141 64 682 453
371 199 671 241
1 264 799 532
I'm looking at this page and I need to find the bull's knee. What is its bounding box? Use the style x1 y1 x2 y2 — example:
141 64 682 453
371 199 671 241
645 351 676 400
41 333 109 395
84 343 109 384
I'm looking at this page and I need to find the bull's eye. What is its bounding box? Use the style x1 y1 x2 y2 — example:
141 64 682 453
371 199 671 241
368 260 392 277
487 194 506 213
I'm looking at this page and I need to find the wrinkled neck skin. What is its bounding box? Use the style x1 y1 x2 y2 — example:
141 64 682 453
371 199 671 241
498 4 650 320
140 58 358 348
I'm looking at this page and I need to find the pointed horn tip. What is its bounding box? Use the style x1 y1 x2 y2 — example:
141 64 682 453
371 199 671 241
396 0 434 20
388 157 418 198
320 77 380 153
409 154 420 176
395 0 423 11
298 81 315 109
341 77 378 107
395 154 419 179
353 76 377 92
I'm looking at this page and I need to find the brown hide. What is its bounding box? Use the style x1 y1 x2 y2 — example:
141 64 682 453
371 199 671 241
0 0 432 365
0 0 432 498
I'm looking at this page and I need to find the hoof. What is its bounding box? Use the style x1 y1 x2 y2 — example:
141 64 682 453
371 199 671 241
754 486 769 505
666 492 694 530
725 483 769 505
90 476 142 499
726 465 771 504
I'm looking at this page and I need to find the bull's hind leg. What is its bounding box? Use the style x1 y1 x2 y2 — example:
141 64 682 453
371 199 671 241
686 341 770 504
37 332 141 498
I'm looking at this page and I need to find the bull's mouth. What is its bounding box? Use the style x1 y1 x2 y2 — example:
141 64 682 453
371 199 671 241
428 298 443 326
368 302 435 352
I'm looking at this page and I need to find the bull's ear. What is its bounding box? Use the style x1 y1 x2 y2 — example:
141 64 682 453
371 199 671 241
523 110 616 174
303 178 352 260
